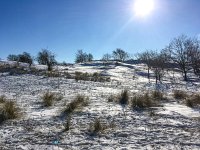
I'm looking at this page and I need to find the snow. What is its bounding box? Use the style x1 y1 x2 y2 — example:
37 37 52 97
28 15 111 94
160 102 200 118
0 61 199 149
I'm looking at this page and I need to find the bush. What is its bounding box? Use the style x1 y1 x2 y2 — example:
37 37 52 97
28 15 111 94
63 95 89 114
173 90 187 100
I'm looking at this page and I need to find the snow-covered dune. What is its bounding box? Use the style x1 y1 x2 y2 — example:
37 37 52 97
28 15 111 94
0 61 199 149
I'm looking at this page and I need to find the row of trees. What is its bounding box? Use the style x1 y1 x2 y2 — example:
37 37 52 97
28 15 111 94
7 49 56 71
7 48 129 70
102 48 129 63
7 52 33 67
138 35 200 82
75 50 93 63
6 34 200 81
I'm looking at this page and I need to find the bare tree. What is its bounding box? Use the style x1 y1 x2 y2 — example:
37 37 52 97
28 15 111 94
7 54 19 61
102 53 112 65
150 50 169 84
75 50 93 63
7 52 33 67
37 49 57 71
87 53 93 62
112 48 129 62
187 38 200 77
167 35 192 81
18 52 33 67
137 50 155 81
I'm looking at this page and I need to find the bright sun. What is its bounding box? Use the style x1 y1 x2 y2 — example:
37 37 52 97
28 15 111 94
133 0 155 17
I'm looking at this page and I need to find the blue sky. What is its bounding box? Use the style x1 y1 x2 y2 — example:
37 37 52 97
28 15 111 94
0 0 200 63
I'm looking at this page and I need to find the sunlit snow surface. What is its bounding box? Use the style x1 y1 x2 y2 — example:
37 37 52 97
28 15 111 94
0 61 199 149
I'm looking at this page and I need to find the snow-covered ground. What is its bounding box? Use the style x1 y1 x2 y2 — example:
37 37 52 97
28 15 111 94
0 61 199 149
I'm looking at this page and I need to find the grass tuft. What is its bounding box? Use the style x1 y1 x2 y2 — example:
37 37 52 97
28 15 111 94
131 92 159 109
89 118 106 135
118 90 129 105
108 95 115 102
0 95 6 103
74 71 110 82
42 92 54 107
63 115 71 131
0 100 20 124
185 94 200 108
41 92 62 107
151 90 163 101
63 95 89 115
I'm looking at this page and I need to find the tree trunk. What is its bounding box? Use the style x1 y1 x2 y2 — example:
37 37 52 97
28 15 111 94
184 71 187 81
148 67 150 82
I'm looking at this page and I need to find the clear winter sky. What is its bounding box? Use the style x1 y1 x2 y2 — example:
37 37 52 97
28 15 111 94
0 0 200 63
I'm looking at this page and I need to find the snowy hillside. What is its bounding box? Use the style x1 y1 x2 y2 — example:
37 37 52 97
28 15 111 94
0 61 199 150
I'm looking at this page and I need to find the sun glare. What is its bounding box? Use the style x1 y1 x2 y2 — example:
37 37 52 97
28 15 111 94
133 0 155 17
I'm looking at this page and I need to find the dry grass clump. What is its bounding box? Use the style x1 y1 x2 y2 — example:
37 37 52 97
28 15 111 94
173 90 187 100
0 95 6 103
45 71 60 77
108 90 129 105
88 118 107 135
42 92 63 107
118 90 129 105
64 72 73 79
91 72 110 82
63 115 71 131
131 93 159 109
63 95 89 114
74 71 110 82
0 100 20 124
75 71 89 81
88 118 116 135
185 94 200 108
151 90 164 101
108 94 116 102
